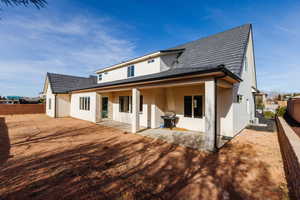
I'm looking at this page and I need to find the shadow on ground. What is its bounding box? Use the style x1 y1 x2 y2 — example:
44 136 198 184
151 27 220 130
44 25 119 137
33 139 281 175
0 130 286 200
0 117 10 166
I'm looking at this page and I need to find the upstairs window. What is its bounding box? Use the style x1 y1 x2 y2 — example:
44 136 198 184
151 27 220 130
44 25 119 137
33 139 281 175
79 97 90 111
147 59 155 64
98 74 102 81
127 65 135 78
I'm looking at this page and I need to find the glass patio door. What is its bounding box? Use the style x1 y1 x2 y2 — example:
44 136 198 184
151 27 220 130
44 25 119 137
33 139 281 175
102 97 108 118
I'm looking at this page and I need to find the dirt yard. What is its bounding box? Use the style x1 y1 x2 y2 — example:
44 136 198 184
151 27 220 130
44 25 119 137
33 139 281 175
0 114 288 200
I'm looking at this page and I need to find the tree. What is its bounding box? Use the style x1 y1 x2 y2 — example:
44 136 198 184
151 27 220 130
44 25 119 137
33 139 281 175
0 0 47 8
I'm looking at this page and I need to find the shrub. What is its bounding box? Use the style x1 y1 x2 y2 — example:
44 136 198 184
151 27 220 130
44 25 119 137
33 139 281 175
264 111 275 119
276 106 287 117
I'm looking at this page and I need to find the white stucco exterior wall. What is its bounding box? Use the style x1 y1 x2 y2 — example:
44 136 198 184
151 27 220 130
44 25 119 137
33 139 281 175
56 94 71 117
45 81 56 118
232 30 256 135
98 57 161 84
70 92 99 123
97 54 179 84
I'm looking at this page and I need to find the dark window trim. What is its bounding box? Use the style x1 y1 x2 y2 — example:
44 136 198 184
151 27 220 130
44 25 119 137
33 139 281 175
79 96 90 111
119 95 143 113
98 74 102 81
184 95 204 118
127 65 135 78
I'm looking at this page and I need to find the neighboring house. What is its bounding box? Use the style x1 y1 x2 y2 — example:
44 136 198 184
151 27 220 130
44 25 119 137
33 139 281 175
255 92 267 106
287 95 300 123
0 96 22 104
43 24 258 151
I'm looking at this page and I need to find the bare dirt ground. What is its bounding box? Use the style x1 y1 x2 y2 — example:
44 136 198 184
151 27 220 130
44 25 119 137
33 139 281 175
0 114 288 200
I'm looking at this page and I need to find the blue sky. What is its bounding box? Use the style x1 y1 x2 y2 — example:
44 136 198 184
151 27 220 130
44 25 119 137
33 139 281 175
0 0 299 97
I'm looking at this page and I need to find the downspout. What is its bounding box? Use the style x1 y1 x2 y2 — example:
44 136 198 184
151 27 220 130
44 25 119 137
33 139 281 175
214 74 227 151
54 94 57 118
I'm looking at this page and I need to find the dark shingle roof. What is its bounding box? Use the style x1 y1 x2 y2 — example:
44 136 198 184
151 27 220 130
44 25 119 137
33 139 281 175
168 24 251 76
48 24 251 92
47 73 97 93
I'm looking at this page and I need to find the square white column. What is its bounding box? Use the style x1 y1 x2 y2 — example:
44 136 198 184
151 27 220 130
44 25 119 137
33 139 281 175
95 93 102 123
204 80 216 151
132 88 140 133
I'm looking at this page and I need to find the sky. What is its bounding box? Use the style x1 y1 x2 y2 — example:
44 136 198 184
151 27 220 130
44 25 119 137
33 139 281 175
0 0 299 97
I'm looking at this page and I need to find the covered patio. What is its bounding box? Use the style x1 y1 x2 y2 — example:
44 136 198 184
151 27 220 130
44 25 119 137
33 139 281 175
72 69 239 151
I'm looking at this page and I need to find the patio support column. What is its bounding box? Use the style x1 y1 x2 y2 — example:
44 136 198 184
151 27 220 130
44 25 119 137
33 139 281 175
95 93 102 123
132 88 140 133
204 79 216 151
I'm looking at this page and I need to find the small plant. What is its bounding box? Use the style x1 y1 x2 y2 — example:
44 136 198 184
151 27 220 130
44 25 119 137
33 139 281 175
264 111 275 119
276 106 286 117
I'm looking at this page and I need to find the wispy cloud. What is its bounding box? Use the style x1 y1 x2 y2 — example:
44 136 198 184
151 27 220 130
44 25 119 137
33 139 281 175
0 13 137 96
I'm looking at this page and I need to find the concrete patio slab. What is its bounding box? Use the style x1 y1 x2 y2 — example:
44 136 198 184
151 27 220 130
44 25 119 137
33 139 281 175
139 128 206 150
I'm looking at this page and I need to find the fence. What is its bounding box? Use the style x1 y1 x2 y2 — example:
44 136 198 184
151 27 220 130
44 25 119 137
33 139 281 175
276 116 300 200
0 104 45 115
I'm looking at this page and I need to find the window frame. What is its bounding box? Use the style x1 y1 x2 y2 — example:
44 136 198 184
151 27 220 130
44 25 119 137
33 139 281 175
79 97 90 111
147 59 155 64
127 65 135 78
139 95 143 112
98 74 102 81
119 95 143 113
119 96 130 113
184 95 203 118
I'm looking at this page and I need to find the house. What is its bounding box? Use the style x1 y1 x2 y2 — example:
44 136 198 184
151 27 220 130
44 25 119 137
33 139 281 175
287 95 300 123
43 24 258 151
255 92 267 106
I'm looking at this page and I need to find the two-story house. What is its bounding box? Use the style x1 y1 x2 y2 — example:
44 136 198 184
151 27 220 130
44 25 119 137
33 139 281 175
43 24 258 151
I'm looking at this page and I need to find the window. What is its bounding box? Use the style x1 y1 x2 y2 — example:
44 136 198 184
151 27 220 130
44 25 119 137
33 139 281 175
140 95 143 112
127 65 135 78
193 96 203 118
147 59 155 64
237 94 243 103
119 96 130 112
48 98 51 110
79 97 90 111
184 96 203 118
104 72 108 75
244 56 248 72
98 74 102 81
184 96 192 117
119 95 142 113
